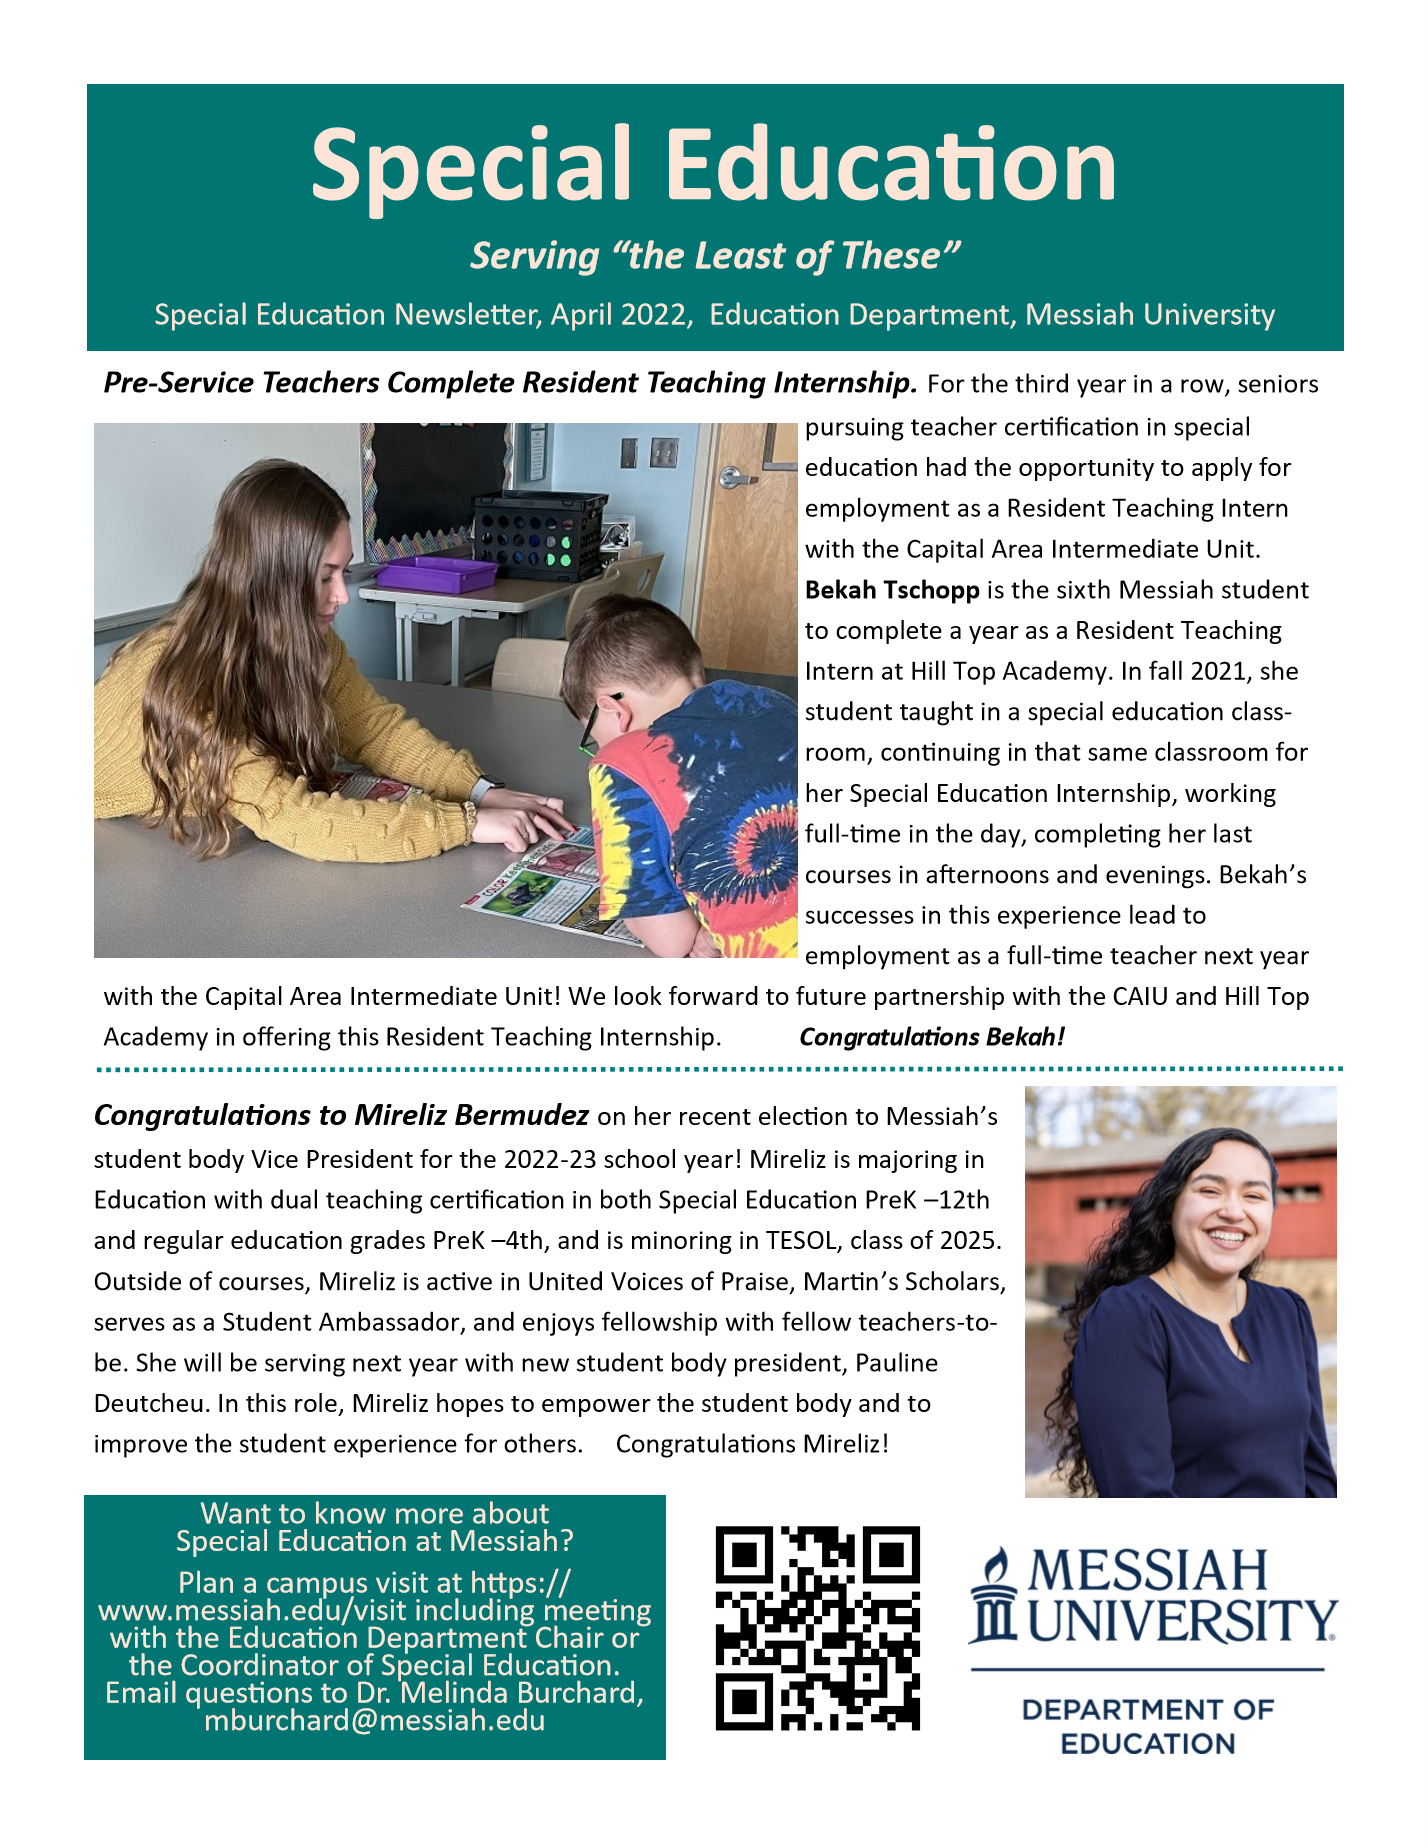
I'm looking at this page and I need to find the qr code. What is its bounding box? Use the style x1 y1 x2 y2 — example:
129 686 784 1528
715 1525 920 1731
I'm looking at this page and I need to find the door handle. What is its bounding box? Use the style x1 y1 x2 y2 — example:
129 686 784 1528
718 465 759 489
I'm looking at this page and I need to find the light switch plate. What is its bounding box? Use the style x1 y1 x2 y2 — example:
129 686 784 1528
650 437 679 468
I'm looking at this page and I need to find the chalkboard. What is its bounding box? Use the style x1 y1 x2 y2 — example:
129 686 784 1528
363 423 510 561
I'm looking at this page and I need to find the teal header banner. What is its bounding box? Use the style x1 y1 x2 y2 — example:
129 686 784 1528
88 85 1343 351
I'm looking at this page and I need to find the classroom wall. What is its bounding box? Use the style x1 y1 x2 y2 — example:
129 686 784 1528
95 425 363 616
93 425 388 678
535 422 702 635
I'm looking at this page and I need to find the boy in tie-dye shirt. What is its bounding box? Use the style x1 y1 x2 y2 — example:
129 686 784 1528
561 596 797 958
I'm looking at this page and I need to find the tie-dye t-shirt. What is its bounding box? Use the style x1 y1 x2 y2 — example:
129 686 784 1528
589 681 797 958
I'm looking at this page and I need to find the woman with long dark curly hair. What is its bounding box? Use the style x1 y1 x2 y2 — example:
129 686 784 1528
95 459 572 862
1045 1126 1335 1498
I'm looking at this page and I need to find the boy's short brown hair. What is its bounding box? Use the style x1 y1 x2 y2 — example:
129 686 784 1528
560 594 704 717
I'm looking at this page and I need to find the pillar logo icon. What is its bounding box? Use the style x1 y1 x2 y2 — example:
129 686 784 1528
969 1546 1019 1643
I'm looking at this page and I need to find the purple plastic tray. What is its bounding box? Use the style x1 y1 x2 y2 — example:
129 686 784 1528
375 557 499 595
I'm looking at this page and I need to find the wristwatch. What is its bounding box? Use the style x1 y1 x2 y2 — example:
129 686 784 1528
470 776 507 804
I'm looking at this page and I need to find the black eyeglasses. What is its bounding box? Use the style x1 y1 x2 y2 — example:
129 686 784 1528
579 693 623 756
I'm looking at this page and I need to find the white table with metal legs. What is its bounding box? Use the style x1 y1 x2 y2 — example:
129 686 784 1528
358 580 578 683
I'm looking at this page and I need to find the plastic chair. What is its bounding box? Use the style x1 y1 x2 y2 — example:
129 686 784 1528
490 638 568 700
564 551 665 638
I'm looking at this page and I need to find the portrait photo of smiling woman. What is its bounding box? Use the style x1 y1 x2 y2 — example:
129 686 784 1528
1044 1125 1337 1499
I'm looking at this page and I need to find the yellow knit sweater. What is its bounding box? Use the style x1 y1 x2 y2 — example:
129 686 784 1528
94 628 481 862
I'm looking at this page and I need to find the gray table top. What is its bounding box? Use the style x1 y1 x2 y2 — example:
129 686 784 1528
94 679 647 961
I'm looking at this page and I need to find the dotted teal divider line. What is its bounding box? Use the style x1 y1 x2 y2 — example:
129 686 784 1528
95 1063 1345 1075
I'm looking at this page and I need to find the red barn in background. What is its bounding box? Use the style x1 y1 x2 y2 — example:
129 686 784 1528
1025 1122 1336 1298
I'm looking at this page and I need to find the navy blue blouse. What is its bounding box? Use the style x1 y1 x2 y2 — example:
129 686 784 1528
1073 1276 1336 1498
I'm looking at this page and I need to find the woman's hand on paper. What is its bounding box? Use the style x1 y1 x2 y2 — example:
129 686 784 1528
471 788 575 850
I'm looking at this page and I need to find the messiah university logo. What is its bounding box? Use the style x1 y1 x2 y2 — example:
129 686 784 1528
969 1546 1019 1643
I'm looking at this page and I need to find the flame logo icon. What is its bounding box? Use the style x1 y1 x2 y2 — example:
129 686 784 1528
970 1546 1019 1644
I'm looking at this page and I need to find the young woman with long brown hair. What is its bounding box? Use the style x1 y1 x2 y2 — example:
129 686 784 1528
1045 1126 1335 1498
94 459 572 861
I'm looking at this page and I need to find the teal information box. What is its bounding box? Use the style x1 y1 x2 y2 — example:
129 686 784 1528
85 1495 665 1759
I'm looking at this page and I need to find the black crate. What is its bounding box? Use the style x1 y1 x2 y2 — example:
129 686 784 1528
471 491 609 581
